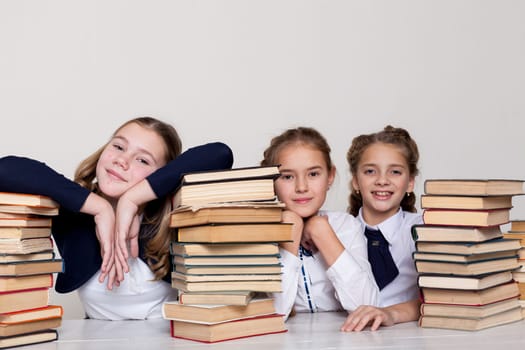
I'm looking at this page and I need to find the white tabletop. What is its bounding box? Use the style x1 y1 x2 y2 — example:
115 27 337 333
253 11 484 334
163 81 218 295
15 312 525 350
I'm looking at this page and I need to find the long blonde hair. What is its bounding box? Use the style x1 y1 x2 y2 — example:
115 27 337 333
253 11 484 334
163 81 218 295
346 125 419 216
74 117 182 280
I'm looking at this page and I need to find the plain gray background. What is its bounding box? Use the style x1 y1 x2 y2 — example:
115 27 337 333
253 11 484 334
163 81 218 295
2 1 525 319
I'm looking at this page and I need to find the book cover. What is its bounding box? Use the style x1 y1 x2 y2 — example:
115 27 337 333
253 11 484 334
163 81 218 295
0 316 62 337
418 306 523 331
412 225 503 242
162 297 276 323
420 195 513 210
0 329 58 349
172 271 282 283
0 305 63 323
0 258 63 276
423 179 525 196
169 313 286 343
170 205 283 228
412 250 518 264
178 291 256 306
422 208 510 227
170 242 280 257
0 205 58 216
0 251 55 263
417 271 513 290
175 264 283 275
0 274 53 293
173 255 280 266
420 282 520 305
0 227 51 240
0 288 50 314
510 220 525 232
0 237 53 255
172 278 283 293
415 238 522 255
0 217 52 228
0 192 58 209
420 298 521 318
180 165 280 184
177 223 293 243
414 256 520 276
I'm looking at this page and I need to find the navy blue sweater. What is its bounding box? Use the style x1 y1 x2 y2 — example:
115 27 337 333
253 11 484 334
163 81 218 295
0 142 234 293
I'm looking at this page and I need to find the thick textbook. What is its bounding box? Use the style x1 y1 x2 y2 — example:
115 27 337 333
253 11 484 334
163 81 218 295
172 271 281 283
422 208 510 227
173 255 280 266
0 329 58 349
0 316 62 337
417 271 514 290
178 291 256 306
418 306 523 331
169 313 286 343
172 278 282 293
0 204 58 216
175 264 282 275
0 274 53 293
0 227 51 240
0 192 58 209
423 179 525 196
420 195 513 210
0 258 63 276
0 217 52 228
420 298 521 318
415 238 522 255
0 305 63 323
177 223 293 243
180 165 280 184
0 288 50 314
171 242 280 257
162 297 276 323
420 282 520 305
170 204 283 228
412 225 503 242
0 237 53 255
412 250 518 263
0 251 55 263
414 256 520 276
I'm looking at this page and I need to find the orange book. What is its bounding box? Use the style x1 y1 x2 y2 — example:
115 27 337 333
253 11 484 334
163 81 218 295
0 288 50 314
0 305 63 323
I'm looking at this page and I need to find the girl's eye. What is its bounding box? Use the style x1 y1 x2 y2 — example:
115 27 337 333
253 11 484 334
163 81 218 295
280 174 293 181
112 143 124 151
137 158 150 165
309 171 321 177
391 169 403 175
364 169 375 175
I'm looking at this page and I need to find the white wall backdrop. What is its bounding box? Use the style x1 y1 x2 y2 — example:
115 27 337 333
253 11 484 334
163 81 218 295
2 1 525 319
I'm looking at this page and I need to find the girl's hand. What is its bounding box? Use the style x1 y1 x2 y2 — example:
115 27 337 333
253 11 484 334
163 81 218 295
80 193 118 287
115 195 141 273
302 215 330 254
340 305 395 332
280 210 304 255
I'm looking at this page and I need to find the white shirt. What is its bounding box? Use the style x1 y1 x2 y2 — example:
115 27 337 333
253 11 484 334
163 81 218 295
357 208 423 307
272 210 379 319
77 257 177 320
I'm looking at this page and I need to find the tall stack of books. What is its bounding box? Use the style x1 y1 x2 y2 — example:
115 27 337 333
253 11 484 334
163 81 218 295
413 179 525 331
162 166 290 343
0 192 63 348
504 220 525 317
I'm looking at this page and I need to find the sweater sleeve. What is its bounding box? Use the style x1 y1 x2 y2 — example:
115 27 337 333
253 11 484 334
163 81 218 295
146 142 234 198
0 155 90 212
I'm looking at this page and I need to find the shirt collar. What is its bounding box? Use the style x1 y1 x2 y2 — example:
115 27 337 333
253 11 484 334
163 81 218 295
357 208 404 244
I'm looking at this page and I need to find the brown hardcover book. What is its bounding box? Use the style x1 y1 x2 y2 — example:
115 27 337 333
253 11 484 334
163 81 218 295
510 220 525 232
0 329 58 349
162 297 276 323
171 242 279 257
0 288 50 314
420 282 520 305
169 313 286 343
420 195 513 210
413 250 518 263
173 255 280 266
0 316 62 337
417 271 514 290
172 271 281 283
0 274 53 293
412 225 503 242
503 233 525 246
180 165 280 184
0 238 53 255
0 227 51 240
0 205 58 216
423 179 525 196
0 259 63 276
420 298 521 318
170 205 283 228
172 179 277 208
418 306 523 331
0 192 58 209
0 251 55 263
414 257 520 276
0 305 63 323
177 223 293 243
422 208 510 227
172 278 282 293
175 264 282 275
178 291 256 306
0 217 52 228
415 238 522 255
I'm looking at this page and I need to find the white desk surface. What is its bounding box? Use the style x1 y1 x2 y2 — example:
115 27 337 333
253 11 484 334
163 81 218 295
17 312 525 350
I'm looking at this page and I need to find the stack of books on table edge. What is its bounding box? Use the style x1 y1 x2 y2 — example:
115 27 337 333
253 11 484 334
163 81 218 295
415 179 524 331
0 192 63 348
165 166 289 342
504 220 525 316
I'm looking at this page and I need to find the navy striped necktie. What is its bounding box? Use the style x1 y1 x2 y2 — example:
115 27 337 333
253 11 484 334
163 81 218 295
364 227 399 290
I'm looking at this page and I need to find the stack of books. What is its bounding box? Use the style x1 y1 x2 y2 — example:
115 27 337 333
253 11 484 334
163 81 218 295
413 179 525 331
163 166 290 342
0 192 63 348
504 220 525 317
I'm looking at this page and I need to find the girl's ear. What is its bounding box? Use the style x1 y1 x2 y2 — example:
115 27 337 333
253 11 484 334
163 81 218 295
351 176 359 192
407 176 415 193
328 165 336 187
